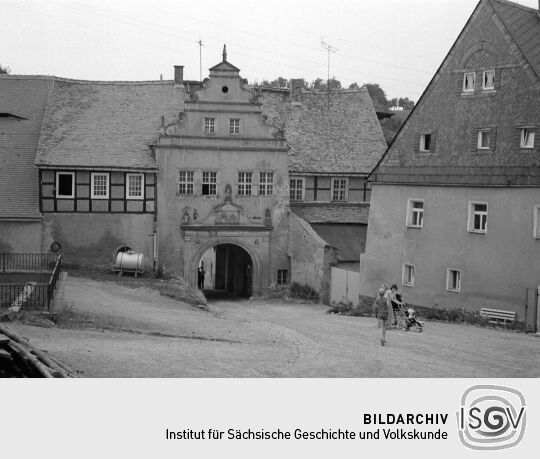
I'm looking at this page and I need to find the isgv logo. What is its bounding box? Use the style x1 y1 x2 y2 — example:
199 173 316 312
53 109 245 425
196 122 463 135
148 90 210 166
457 385 526 450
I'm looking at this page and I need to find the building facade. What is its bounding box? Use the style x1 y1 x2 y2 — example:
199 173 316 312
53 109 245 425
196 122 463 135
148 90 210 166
259 82 386 272
359 0 540 322
1 49 386 300
155 51 290 296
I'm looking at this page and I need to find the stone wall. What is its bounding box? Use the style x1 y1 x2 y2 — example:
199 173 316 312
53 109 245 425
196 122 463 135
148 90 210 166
288 212 338 303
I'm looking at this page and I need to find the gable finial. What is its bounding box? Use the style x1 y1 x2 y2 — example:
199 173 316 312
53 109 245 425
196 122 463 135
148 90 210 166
223 44 227 62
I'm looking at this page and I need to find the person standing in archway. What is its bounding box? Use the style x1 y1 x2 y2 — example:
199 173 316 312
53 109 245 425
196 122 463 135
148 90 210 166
198 266 206 290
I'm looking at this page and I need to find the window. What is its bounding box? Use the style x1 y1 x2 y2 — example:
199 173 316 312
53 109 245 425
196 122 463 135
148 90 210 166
468 202 488 233
407 200 424 228
277 269 289 285
238 172 252 196
402 264 415 287
56 172 74 198
463 72 475 92
289 178 305 201
91 173 109 199
178 171 194 195
534 205 540 239
126 173 144 199
229 119 240 134
477 130 491 149
420 134 432 152
483 70 495 90
331 178 348 201
521 128 535 149
202 171 217 196
203 117 215 134
446 269 461 292
259 172 274 196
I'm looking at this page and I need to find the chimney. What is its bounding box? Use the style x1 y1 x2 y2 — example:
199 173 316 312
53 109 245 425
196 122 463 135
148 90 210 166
290 78 304 103
174 65 184 86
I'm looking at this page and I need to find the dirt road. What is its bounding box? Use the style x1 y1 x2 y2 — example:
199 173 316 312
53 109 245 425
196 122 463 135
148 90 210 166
10 276 540 377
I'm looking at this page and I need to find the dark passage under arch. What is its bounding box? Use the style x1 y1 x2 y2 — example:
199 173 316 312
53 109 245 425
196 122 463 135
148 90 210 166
199 243 253 298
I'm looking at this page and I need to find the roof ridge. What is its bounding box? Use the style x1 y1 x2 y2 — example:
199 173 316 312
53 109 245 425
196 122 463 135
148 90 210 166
486 0 540 80
488 0 539 13
0 75 181 85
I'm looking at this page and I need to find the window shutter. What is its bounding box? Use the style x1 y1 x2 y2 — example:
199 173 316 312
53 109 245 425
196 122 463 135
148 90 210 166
457 72 464 94
515 126 523 148
491 127 497 151
431 130 437 153
472 129 479 151
533 127 538 149
493 68 501 91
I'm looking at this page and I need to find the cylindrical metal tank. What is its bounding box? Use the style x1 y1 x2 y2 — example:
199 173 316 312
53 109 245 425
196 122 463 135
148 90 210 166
114 251 144 274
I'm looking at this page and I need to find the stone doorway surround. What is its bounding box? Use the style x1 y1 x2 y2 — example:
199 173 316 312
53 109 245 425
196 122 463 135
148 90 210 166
180 192 272 296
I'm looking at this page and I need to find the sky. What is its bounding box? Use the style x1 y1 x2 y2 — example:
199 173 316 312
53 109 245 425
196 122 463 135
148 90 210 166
1 0 538 101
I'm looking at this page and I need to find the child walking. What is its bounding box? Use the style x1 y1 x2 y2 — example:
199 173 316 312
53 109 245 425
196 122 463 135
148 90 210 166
373 286 392 346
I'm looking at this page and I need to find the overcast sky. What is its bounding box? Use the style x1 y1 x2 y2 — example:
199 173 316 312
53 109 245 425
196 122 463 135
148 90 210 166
1 0 538 101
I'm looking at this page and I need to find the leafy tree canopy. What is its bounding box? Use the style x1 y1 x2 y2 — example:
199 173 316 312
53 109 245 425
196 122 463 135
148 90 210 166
0 63 10 74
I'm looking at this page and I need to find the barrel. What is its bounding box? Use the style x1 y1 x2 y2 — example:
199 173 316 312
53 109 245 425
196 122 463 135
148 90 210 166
114 251 144 274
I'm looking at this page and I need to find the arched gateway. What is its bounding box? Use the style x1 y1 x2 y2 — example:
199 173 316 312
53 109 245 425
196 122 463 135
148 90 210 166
181 196 271 297
192 241 259 298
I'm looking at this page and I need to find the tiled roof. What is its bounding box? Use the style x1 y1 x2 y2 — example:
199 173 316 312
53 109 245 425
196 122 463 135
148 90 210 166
310 223 367 261
260 88 387 174
291 203 370 224
0 76 52 219
489 0 540 79
35 79 184 169
373 0 540 184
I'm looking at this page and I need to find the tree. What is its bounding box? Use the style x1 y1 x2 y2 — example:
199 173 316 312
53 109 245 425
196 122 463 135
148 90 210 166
348 82 361 90
364 83 390 110
310 78 325 89
0 64 10 74
269 76 288 88
398 97 415 110
310 76 341 90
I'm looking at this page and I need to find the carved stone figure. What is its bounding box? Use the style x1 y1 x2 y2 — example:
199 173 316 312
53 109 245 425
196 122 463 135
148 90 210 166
181 209 191 225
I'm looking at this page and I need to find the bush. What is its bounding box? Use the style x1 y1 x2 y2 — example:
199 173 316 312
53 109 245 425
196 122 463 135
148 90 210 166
289 282 319 301
327 300 373 317
328 298 532 332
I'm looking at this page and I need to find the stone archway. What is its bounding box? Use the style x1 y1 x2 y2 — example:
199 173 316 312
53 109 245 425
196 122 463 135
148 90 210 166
190 238 262 297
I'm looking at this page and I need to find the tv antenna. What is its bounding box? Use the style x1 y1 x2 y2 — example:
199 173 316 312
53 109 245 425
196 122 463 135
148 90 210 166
198 39 204 81
321 37 338 92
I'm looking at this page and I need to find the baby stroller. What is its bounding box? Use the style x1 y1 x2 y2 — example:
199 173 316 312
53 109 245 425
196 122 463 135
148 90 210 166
393 294 424 332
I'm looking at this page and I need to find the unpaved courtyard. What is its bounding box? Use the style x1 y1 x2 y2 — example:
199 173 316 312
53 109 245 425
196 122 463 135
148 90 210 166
9 276 540 377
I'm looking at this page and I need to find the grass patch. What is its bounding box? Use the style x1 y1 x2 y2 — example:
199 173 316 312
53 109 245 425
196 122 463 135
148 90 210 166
66 266 207 308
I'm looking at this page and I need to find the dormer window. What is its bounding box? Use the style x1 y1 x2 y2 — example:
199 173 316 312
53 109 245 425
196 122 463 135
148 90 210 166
483 70 495 90
420 134 432 152
477 130 492 150
463 72 475 92
203 117 215 134
521 128 535 149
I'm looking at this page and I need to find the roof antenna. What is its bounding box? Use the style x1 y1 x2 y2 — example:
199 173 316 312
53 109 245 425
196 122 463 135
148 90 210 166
222 44 227 62
198 39 204 82
321 37 338 93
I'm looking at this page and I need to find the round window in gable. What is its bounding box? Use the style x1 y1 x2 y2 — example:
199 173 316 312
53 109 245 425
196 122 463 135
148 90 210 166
222 86 229 94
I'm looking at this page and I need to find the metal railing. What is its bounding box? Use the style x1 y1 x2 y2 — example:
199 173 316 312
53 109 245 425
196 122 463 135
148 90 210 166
0 253 58 272
0 253 62 311
0 283 49 309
